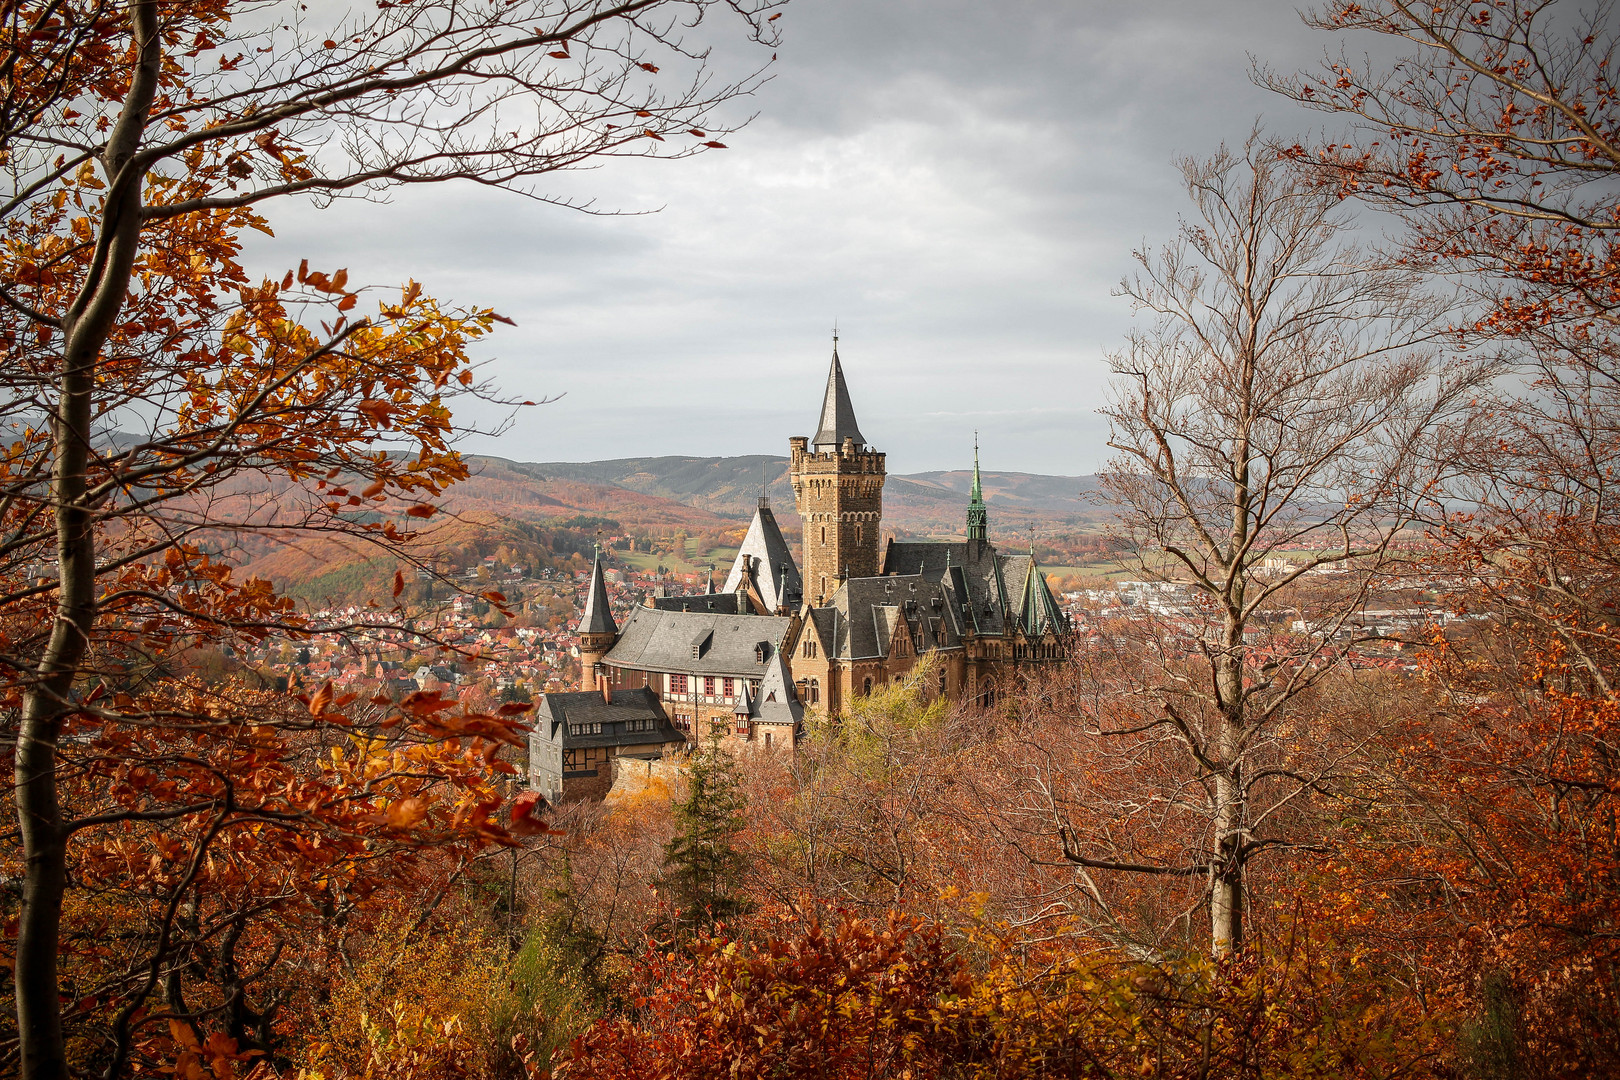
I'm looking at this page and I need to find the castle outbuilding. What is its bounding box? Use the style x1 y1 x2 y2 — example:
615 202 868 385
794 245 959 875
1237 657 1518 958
537 338 1069 794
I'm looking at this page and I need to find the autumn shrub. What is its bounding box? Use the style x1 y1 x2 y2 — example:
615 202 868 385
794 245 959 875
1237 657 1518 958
306 916 507 1079
557 910 1451 1080
559 913 971 1080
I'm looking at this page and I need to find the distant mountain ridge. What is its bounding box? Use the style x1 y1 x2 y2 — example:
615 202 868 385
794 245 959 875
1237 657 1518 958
474 454 1108 534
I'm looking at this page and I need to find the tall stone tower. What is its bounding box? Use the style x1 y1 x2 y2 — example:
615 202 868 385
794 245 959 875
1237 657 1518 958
790 339 886 605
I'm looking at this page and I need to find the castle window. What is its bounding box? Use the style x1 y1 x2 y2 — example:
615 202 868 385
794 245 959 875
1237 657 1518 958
722 677 735 697
669 674 688 695
939 670 948 695
803 639 817 658
856 523 863 543
703 676 716 696
862 677 872 696
820 525 826 544
810 678 820 704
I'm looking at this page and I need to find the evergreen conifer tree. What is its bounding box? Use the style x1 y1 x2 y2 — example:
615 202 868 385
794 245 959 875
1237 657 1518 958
658 734 750 933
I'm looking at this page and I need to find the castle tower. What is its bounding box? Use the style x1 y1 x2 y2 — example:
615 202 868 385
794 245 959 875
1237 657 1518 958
576 545 618 691
790 338 886 605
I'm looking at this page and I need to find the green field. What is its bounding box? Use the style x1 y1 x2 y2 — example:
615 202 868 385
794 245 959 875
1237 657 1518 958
614 542 739 579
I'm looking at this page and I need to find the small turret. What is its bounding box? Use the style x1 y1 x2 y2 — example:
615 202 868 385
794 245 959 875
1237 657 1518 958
576 545 618 691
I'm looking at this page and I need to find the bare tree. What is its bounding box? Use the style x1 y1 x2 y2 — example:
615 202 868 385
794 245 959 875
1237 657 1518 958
1266 0 1620 696
1045 136 1485 957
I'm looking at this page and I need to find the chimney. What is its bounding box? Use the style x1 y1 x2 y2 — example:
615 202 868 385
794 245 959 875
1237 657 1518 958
598 672 612 705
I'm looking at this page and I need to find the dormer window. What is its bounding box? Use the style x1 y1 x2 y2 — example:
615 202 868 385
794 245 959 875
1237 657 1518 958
754 641 771 662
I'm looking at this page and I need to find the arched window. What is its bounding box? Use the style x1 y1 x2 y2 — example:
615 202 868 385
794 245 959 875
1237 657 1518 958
856 523 863 543
862 677 872 696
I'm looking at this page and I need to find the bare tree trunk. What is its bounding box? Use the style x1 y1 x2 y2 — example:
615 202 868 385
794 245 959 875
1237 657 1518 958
13 6 159 1077
1210 628 1247 957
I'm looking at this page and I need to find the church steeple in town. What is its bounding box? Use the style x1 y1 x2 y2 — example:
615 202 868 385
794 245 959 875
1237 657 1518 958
966 433 988 545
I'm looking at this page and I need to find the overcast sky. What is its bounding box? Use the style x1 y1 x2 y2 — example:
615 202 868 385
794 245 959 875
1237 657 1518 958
246 1 1355 476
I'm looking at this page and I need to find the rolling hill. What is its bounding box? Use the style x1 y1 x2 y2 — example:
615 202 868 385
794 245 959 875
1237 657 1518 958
469 454 1108 535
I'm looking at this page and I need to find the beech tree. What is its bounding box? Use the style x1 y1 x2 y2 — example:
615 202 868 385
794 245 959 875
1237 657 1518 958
0 3 780 1078
1264 3 1620 1062
1041 137 1483 957
1269 0 1620 689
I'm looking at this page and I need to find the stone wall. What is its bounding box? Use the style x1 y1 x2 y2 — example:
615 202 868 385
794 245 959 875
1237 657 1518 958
605 754 687 806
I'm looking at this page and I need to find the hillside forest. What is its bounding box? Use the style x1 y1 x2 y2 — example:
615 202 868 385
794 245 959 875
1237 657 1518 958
3 3 1619 1080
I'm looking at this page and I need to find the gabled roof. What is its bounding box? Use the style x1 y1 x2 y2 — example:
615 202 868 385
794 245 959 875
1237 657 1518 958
811 345 867 452
605 605 795 677
577 549 617 636
803 605 842 658
532 687 683 749
824 573 964 660
722 501 802 612
883 541 1009 637
881 539 1068 640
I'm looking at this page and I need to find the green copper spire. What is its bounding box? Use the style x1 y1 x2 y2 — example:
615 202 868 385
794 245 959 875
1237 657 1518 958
966 433 988 543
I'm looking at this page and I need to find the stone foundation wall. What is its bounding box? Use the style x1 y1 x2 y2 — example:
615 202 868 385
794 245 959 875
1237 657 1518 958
605 755 687 806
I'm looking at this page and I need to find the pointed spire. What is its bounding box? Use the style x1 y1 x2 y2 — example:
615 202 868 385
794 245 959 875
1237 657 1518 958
578 544 617 636
971 431 984 501
966 432 988 544
705 565 716 595
811 334 867 452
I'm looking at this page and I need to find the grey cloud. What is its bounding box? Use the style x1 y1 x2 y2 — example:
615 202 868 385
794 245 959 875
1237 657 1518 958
244 1 1341 475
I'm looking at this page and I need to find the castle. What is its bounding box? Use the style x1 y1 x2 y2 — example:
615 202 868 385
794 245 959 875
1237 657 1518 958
529 342 1069 800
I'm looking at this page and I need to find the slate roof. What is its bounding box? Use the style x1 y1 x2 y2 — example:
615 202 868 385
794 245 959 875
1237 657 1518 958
803 606 841 657
577 549 617 636
883 541 1010 637
650 593 751 615
812 346 867 451
881 540 1069 639
534 687 683 750
825 573 965 660
605 605 795 677
751 650 804 726
722 501 802 612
